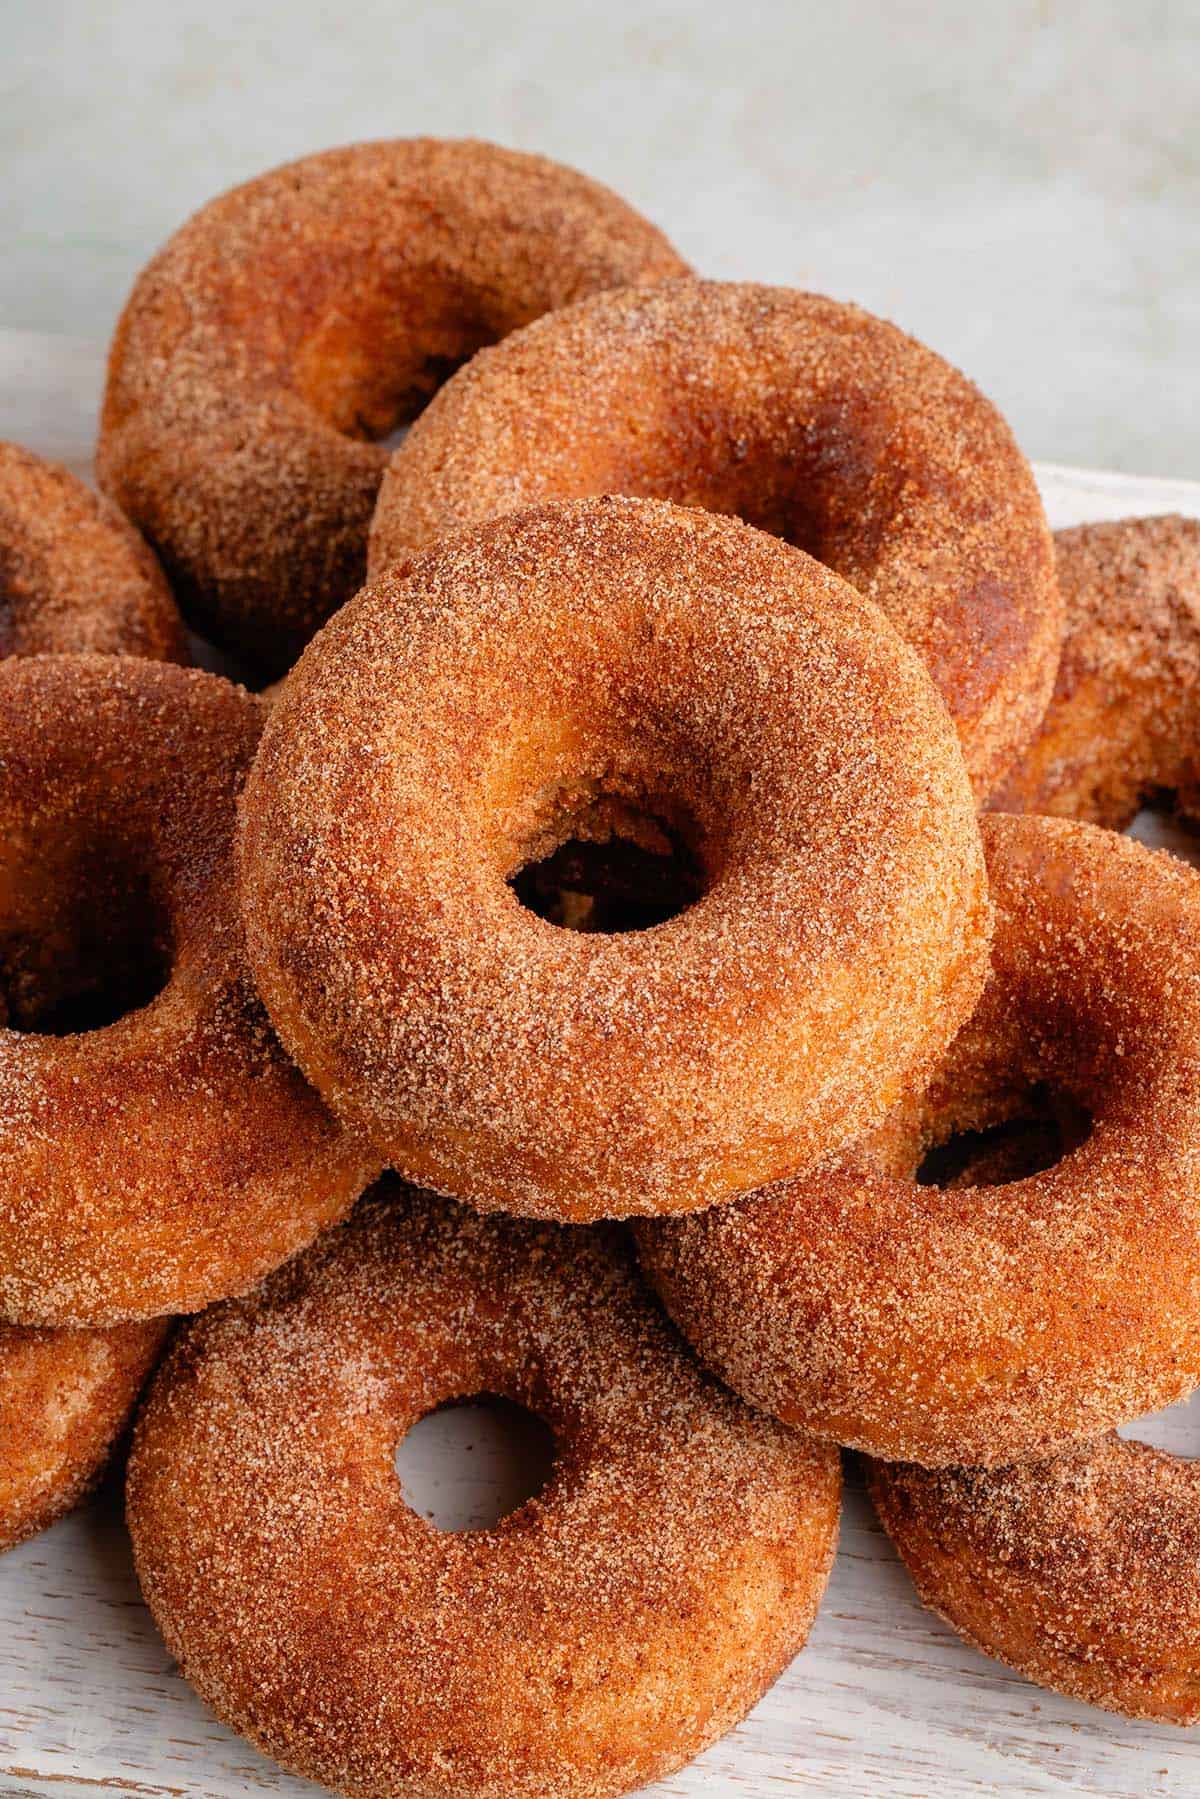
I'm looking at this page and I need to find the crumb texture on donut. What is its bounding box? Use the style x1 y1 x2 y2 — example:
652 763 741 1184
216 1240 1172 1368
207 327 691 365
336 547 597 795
0 441 187 662
127 1183 841 1799
0 655 377 1326
637 812 1200 1466
370 279 1059 795
994 515 1200 825
0 1316 167 1553
97 138 689 676
870 1436 1200 1723
239 496 990 1221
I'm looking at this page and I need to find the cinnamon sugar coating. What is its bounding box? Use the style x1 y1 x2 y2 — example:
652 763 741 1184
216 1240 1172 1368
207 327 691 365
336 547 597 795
0 1315 167 1553
993 515 1200 825
238 497 990 1221
97 139 688 678
637 813 1200 1466
0 442 187 662
127 1183 840 1799
870 1435 1200 1723
0 656 378 1326
370 279 1059 797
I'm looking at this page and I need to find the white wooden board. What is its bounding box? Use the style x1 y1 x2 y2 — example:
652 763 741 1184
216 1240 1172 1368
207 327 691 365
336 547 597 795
3 327 1200 1799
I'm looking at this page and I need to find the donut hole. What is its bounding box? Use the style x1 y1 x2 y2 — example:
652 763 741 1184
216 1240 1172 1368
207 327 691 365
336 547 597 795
394 1395 557 1532
915 1083 1093 1190
508 787 708 934
1118 1387 1200 1458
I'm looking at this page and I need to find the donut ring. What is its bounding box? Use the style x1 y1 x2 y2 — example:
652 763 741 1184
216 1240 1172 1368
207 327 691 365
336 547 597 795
369 280 1059 797
0 655 377 1326
0 1316 167 1553
994 515 1200 826
238 496 990 1221
869 1436 1200 1724
97 139 689 677
636 812 1200 1467
127 1183 841 1799
0 441 187 662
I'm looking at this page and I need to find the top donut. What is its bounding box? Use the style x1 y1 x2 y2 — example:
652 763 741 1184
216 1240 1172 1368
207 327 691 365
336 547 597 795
370 279 1060 797
96 139 689 677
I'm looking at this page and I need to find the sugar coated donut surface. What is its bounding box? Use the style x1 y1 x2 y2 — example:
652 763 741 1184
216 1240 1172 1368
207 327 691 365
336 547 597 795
0 1316 167 1553
238 496 990 1221
636 812 1200 1466
994 515 1200 825
0 441 187 662
127 1183 841 1799
370 280 1059 796
98 139 689 677
0 655 377 1326
870 1436 1200 1723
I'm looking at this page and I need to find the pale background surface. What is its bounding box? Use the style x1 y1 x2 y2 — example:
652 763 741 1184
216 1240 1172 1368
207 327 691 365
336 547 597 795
3 0 1199 476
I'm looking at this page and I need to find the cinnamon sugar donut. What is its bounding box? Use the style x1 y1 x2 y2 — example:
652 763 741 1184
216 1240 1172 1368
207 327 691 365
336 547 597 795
637 812 1200 1467
869 1436 1200 1723
98 139 688 677
1 1315 167 1553
127 1183 841 1799
0 655 376 1326
993 515 1200 825
0 442 186 662
238 497 990 1222
370 280 1059 796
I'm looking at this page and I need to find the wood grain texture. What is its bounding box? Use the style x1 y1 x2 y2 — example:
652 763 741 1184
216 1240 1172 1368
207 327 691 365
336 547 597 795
2 328 1200 1798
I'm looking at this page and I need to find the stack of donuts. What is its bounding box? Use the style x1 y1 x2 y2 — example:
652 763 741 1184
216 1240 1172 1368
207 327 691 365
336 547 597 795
4 136 1200 1798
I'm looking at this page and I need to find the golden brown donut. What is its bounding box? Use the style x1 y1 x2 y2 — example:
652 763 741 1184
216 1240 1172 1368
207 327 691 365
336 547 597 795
636 812 1200 1467
238 496 990 1222
869 1435 1200 1723
127 1183 841 1799
0 1316 167 1552
98 138 688 677
0 655 377 1327
993 515 1200 826
0 441 187 662
370 280 1059 797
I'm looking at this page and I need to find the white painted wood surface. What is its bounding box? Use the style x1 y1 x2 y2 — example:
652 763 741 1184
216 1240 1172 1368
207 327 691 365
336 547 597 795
3 328 1200 1799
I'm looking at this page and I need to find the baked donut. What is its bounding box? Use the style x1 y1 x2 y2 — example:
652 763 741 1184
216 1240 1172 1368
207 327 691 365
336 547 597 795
0 1315 167 1553
0 441 186 662
98 139 688 677
238 496 990 1222
369 280 1059 797
636 812 1200 1467
993 515 1200 826
127 1182 841 1799
869 1436 1200 1723
0 655 377 1327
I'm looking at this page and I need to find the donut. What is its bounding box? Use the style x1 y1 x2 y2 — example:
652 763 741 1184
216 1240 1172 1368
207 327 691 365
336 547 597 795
993 515 1200 826
127 1182 841 1799
0 441 187 662
869 1436 1200 1724
0 655 377 1326
97 139 689 677
0 1315 167 1553
238 496 991 1222
369 279 1060 797
636 811 1200 1467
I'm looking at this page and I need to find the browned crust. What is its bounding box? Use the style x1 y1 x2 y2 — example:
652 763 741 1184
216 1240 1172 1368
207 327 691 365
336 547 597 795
993 515 1200 826
0 441 187 663
0 655 378 1326
97 138 689 677
869 1436 1200 1724
127 1183 841 1799
369 279 1060 796
237 496 990 1221
636 813 1200 1465
0 1315 168 1552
